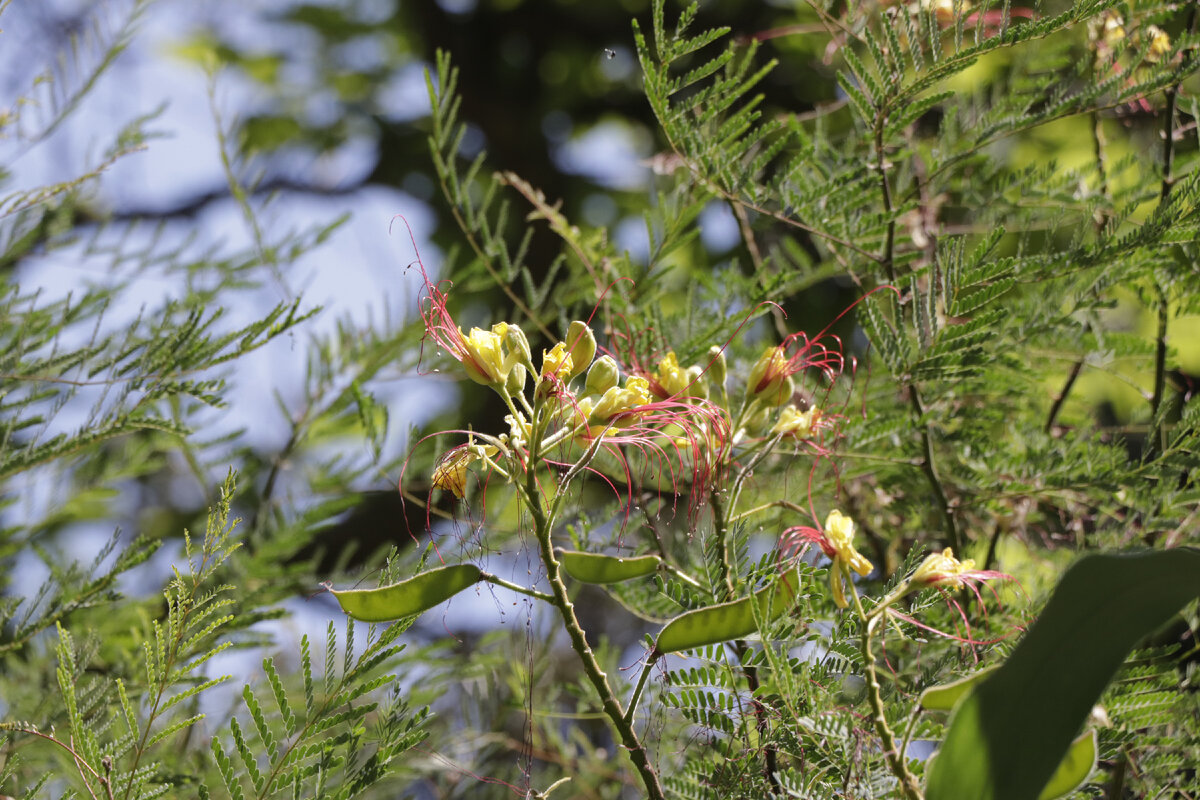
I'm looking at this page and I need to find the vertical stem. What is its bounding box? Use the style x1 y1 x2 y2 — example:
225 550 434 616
525 432 666 800
1148 284 1170 458
710 487 781 793
1148 2 1198 457
1047 96 1110 434
875 119 898 286
909 385 961 554
859 612 924 800
1044 359 1084 433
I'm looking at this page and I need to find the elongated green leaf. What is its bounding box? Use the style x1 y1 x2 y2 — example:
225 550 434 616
926 549 1200 800
328 564 482 622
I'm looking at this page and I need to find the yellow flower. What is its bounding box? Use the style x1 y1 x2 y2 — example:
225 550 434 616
541 342 574 380
655 351 690 396
590 376 653 428
1101 11 1125 48
911 548 976 589
1146 25 1171 63
823 509 874 609
771 405 819 439
432 449 478 498
461 322 511 386
433 444 500 498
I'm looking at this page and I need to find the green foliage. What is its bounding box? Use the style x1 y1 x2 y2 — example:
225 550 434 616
3 0 1199 797
928 549 1200 799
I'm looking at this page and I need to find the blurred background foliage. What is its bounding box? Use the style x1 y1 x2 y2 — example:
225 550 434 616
1 0 1198 797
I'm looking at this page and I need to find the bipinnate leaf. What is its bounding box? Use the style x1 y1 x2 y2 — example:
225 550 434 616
328 564 482 622
926 549 1200 800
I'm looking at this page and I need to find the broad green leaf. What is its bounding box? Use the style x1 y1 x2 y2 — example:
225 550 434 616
926 548 1200 800
328 564 482 622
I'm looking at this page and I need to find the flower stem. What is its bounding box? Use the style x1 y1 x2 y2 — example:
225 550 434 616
525 423 666 800
479 571 554 603
859 611 924 800
909 385 960 554
623 657 657 726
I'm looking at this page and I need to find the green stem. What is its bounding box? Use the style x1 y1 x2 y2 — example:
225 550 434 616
709 488 738 600
525 424 666 800
859 611 924 800
479 572 554 603
623 658 657 726
1148 1 1198 458
711 486 781 793
875 114 898 286
909 385 961 554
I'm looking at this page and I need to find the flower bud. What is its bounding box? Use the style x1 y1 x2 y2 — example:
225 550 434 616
746 345 792 406
685 365 707 399
505 324 533 372
505 362 527 395
707 345 727 389
564 321 596 380
585 355 620 396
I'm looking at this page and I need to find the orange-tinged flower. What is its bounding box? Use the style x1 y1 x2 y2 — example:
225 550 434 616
432 442 501 498
746 346 792 405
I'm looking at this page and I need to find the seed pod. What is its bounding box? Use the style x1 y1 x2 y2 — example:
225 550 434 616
655 566 802 654
557 549 662 584
1041 731 1097 800
564 321 596 380
328 563 482 622
918 666 998 711
585 355 620 396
